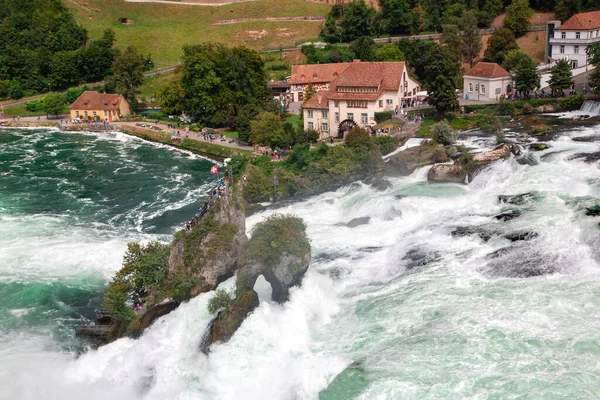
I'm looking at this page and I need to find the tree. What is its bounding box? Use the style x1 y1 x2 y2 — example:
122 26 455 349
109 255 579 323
304 82 316 103
431 119 458 145
249 112 286 148
503 0 534 36
377 0 416 35
350 36 376 61
48 51 80 90
587 43 600 95
157 79 185 114
105 46 145 109
441 24 462 62
484 28 519 65
8 80 23 99
555 0 581 22
548 58 573 95
235 105 259 143
207 289 234 315
339 0 375 42
78 29 120 83
423 46 460 115
502 49 530 72
514 53 540 98
374 43 405 61
181 43 269 126
460 11 482 68
63 88 83 105
42 93 67 117
345 127 372 149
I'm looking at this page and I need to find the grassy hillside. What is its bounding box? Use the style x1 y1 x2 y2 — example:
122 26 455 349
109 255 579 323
65 0 329 67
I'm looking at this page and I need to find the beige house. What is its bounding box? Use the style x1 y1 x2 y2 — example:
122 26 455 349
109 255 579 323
69 91 131 122
463 62 512 101
302 60 421 138
290 63 352 102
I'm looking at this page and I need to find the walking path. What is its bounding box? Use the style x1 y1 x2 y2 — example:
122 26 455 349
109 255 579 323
124 0 256 5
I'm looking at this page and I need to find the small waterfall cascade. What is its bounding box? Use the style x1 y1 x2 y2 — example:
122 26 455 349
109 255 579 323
579 100 600 117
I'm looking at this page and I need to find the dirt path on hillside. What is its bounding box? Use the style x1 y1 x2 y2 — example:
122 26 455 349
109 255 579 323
213 16 325 25
124 0 256 6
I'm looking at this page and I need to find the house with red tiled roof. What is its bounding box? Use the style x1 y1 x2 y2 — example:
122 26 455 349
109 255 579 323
290 62 352 102
463 62 512 101
69 91 130 122
549 10 600 69
301 60 420 138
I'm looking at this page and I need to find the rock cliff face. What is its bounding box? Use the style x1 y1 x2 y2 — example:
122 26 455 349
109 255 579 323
204 215 311 349
165 194 247 298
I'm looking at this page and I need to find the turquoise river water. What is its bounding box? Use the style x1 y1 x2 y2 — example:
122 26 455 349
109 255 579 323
1 124 600 399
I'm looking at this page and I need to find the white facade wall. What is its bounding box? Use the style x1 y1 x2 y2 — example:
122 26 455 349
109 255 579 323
463 76 513 101
291 82 331 102
550 28 600 68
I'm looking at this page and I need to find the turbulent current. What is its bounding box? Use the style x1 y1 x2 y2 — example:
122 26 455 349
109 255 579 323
1 123 600 399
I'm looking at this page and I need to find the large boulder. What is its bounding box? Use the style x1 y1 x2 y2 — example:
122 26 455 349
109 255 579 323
427 164 466 183
385 143 448 175
472 144 510 162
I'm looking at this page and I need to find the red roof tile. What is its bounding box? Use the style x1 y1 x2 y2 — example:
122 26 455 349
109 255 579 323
558 10 600 30
69 91 124 110
334 61 405 90
291 63 351 85
464 62 510 78
302 91 330 109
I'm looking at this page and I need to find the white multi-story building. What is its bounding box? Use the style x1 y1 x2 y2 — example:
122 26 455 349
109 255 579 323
302 60 421 138
549 10 600 69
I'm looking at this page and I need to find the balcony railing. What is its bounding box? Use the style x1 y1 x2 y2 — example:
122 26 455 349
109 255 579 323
549 37 600 45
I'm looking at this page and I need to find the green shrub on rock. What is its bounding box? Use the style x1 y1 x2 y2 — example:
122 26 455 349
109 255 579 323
372 135 398 155
431 120 458 145
207 288 234 315
243 165 272 203
560 94 585 111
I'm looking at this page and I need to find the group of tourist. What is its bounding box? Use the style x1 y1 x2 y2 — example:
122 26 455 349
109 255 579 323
184 179 229 231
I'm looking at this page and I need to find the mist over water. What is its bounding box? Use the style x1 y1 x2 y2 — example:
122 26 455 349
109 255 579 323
1 123 600 399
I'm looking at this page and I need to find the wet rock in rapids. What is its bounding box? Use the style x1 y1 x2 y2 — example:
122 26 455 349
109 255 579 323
586 205 600 217
572 135 600 142
345 217 371 228
494 210 522 221
498 193 535 205
530 143 549 151
482 244 557 278
568 151 600 163
402 247 441 270
452 226 500 242
504 231 539 242
516 154 538 166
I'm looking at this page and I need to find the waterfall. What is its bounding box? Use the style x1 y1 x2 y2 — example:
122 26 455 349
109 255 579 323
579 100 600 117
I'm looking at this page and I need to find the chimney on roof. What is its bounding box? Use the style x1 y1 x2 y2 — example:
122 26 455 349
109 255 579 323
353 59 360 63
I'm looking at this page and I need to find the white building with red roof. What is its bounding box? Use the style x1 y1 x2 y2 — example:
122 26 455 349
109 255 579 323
463 62 512 101
290 62 352 102
301 60 420 138
549 10 600 69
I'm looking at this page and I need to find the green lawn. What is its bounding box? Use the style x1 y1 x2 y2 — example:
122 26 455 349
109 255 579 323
2 105 45 117
65 0 330 67
222 130 239 140
285 114 300 126
373 120 404 130
138 73 178 100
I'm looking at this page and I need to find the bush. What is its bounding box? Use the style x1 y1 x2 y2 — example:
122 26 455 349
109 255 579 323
246 214 310 269
244 165 272 203
495 101 516 115
560 94 585 111
207 288 234 315
374 110 393 124
431 120 458 145
345 127 372 148
25 100 43 112
521 103 534 114
372 135 397 155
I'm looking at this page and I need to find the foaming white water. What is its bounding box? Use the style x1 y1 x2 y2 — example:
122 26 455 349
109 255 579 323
3 125 600 399
0 214 149 283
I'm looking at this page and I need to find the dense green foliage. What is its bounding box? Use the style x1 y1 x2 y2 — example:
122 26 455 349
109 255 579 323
246 215 310 269
503 0 534 36
157 78 185 115
548 59 574 95
374 111 393 124
484 28 519 65
207 288 234 315
372 135 398 155
42 93 68 116
588 43 600 95
103 241 171 320
431 120 458 145
514 53 540 97
180 43 270 127
560 94 585 111
345 127 373 149
106 47 148 110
